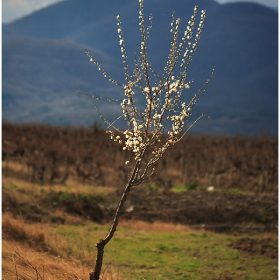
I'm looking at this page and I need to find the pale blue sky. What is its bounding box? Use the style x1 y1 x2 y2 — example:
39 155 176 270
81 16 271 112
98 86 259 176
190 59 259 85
2 0 278 23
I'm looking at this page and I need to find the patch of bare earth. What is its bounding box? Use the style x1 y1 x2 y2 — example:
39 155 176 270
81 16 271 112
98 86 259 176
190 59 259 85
230 237 278 260
104 187 278 234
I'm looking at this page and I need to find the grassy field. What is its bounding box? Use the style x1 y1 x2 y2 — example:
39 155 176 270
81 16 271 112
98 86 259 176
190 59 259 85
2 175 278 280
51 223 278 280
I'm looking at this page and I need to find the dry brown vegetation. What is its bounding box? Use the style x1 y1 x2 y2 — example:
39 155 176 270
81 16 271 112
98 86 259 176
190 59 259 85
2 122 278 193
2 214 91 280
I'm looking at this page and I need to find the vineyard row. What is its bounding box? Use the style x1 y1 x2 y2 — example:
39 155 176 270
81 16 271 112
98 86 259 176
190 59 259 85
2 122 278 193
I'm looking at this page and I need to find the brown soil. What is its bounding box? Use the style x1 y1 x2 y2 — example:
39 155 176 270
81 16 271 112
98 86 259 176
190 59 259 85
103 187 278 234
230 237 278 260
2 176 278 236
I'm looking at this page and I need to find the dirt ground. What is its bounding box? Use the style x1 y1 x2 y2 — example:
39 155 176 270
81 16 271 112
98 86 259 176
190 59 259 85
3 179 277 235
103 187 278 235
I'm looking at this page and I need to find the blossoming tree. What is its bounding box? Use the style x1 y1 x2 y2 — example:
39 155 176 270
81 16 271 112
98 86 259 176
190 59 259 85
75 0 214 279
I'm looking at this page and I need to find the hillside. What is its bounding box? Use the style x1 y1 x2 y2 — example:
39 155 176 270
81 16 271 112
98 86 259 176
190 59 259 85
2 0 278 135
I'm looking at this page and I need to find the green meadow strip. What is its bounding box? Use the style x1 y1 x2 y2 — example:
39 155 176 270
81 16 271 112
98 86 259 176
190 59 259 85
51 224 278 280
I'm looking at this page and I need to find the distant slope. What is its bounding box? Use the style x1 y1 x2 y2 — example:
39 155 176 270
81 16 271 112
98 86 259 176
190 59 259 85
2 0 278 135
2 38 123 126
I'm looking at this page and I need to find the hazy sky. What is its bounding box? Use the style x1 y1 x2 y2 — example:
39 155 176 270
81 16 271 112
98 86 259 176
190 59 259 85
2 0 278 23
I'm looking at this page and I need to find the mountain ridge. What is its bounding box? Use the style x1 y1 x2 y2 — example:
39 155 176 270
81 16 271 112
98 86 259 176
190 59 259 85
2 0 278 135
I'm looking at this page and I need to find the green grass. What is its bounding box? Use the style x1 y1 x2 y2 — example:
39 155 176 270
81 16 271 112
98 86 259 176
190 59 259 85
143 184 158 191
222 187 247 195
171 183 200 192
50 224 278 280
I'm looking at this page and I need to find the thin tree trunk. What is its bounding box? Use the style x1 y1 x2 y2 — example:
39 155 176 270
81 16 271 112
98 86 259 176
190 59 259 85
89 240 105 280
89 161 140 280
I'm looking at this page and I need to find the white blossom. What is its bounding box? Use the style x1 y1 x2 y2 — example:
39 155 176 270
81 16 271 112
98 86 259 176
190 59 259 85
86 1 212 179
